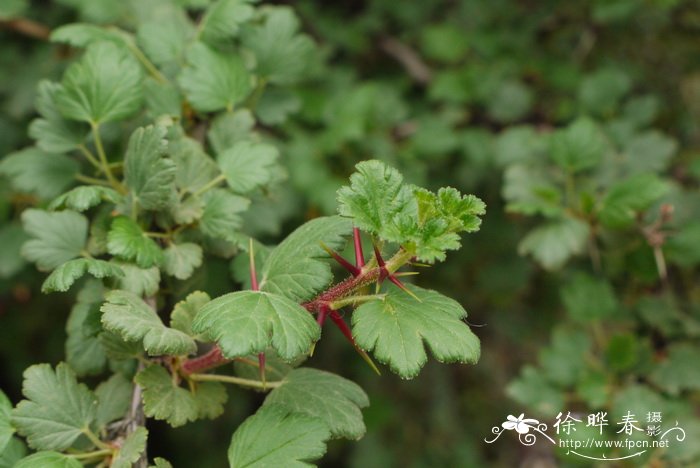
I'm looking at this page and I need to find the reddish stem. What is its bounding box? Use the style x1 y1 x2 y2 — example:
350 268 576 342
180 347 228 375
181 246 412 376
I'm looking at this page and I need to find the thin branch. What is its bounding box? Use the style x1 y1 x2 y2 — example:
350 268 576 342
0 17 50 40
380 37 433 85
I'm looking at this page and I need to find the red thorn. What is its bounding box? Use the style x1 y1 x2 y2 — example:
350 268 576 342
353 227 365 268
258 352 266 387
373 244 386 267
387 274 421 301
320 242 360 276
330 311 381 375
317 305 329 326
329 310 355 344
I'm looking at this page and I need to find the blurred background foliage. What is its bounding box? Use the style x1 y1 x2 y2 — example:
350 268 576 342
1 0 700 466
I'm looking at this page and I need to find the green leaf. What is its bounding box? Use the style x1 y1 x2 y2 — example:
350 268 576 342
0 390 13 454
0 437 27 467
501 165 563 217
578 68 631 116
259 216 351 302
241 7 317 85
208 109 255 154
55 41 143 124
200 0 254 44
163 243 203 280
124 125 177 211
170 291 211 337
257 88 301 125
21 209 88 271
94 373 132 428
550 118 607 172
107 217 164 268
622 130 676 174
11 363 97 451
65 295 107 376
192 290 320 360
561 273 617 322
178 41 252 113
0 148 78 200
352 284 480 378
228 404 329 468
0 224 28 278
199 189 249 239
599 173 669 228
337 160 413 237
50 23 125 48
150 458 173 468
135 365 226 427
113 262 161 297
49 186 121 212
336 160 485 262
650 343 700 396
42 258 124 293
170 137 219 194
518 217 589 270
506 366 565 418
218 141 279 193
539 327 591 386
101 290 197 356
28 80 87 153
137 17 191 67
14 451 81 468
144 79 182 119
111 427 147 468
264 368 369 440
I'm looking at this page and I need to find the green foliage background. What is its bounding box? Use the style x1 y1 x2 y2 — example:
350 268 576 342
1 0 699 466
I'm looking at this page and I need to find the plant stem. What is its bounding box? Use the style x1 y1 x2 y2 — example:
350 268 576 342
123 41 169 84
78 144 102 170
83 427 110 450
188 372 282 390
181 247 414 375
67 448 113 460
91 123 126 194
75 174 112 186
193 174 226 197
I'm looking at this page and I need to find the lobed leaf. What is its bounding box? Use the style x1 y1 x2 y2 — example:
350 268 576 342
111 427 148 468
49 186 122 212
55 41 143 124
178 42 252 113
0 148 78 200
163 242 203 280
217 140 279 194
264 368 369 440
259 216 351 302
352 284 480 378
107 216 164 268
11 363 97 451
135 365 226 427
228 404 330 468
192 290 320 360
21 209 87 271
41 258 124 293
123 125 177 211
100 290 196 356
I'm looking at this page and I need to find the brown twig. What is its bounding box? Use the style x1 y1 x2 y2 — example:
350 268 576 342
0 18 50 40
379 37 433 85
